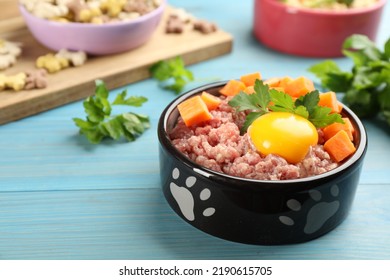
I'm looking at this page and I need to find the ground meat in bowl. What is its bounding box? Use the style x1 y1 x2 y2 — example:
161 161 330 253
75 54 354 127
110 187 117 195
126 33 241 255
169 96 338 180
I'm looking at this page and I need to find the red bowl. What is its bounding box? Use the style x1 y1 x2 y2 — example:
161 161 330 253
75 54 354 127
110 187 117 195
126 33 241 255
253 0 386 57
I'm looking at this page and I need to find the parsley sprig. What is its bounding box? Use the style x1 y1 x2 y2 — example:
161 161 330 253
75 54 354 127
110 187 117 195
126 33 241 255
308 34 390 126
228 79 343 133
149 57 194 94
73 80 150 144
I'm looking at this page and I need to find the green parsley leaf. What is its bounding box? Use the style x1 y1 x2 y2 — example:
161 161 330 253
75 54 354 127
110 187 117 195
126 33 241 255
228 80 270 113
270 89 341 127
95 80 109 99
384 38 390 59
308 34 390 127
253 79 272 111
228 79 270 131
293 105 310 119
295 90 320 115
343 34 383 62
378 84 390 125
310 106 343 128
307 60 341 80
73 80 150 144
269 89 295 113
149 57 194 94
112 89 148 107
229 79 343 132
308 61 353 92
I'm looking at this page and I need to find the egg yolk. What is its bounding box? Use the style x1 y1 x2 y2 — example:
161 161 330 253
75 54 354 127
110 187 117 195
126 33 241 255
248 112 318 164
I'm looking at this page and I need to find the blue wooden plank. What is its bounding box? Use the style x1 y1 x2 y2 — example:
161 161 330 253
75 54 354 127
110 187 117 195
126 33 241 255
0 185 389 260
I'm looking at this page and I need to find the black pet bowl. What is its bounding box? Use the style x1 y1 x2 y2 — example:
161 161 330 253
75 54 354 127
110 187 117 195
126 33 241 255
158 81 367 245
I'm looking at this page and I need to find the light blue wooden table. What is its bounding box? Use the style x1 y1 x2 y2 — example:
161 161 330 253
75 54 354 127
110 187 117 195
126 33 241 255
1 0 389 260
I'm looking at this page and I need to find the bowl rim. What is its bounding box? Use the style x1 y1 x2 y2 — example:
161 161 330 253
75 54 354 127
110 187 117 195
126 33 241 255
158 80 368 185
260 0 387 16
19 0 166 28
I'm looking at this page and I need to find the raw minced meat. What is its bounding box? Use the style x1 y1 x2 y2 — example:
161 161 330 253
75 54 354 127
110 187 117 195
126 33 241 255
169 96 338 180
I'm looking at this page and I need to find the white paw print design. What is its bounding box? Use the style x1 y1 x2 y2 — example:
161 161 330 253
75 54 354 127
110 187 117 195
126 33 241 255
279 185 340 234
170 168 215 221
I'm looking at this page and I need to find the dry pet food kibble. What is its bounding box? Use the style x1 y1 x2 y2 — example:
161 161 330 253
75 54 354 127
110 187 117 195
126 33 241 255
55 49 87 66
124 0 159 15
169 8 194 23
165 15 185 34
193 19 217 34
100 0 126 17
67 0 102 22
21 0 162 23
0 39 22 70
24 69 48 90
36 53 69 73
0 73 27 91
20 0 69 19
0 70 48 92
164 8 218 35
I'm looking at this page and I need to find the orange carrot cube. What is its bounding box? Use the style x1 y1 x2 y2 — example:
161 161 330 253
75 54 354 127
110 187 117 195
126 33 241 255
278 76 293 88
240 72 262 87
324 130 356 163
219 80 246 96
284 76 315 98
200 91 221 111
323 121 354 142
319 91 341 113
177 95 212 127
264 77 281 87
244 86 255 94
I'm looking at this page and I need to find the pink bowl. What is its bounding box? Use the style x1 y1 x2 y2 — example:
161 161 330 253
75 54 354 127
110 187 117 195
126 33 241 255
19 1 165 55
253 0 386 57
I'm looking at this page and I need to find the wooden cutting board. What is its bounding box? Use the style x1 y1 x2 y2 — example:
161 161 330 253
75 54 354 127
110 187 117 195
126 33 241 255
0 2 233 125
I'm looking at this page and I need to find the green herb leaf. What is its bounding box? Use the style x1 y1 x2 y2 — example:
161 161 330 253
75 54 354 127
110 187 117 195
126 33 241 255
82 129 105 144
95 80 109 99
385 38 390 59
309 106 344 128
149 57 194 94
229 78 343 132
73 80 150 144
228 80 271 113
343 34 383 62
269 89 295 113
228 80 273 131
308 60 341 80
293 105 309 119
112 89 148 107
83 97 108 124
379 85 390 126
295 90 320 115
72 117 96 130
308 34 390 127
253 79 272 110
308 61 353 92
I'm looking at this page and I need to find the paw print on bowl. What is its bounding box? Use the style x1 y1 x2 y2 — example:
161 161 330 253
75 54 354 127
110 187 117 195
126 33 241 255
279 185 340 234
170 168 215 221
